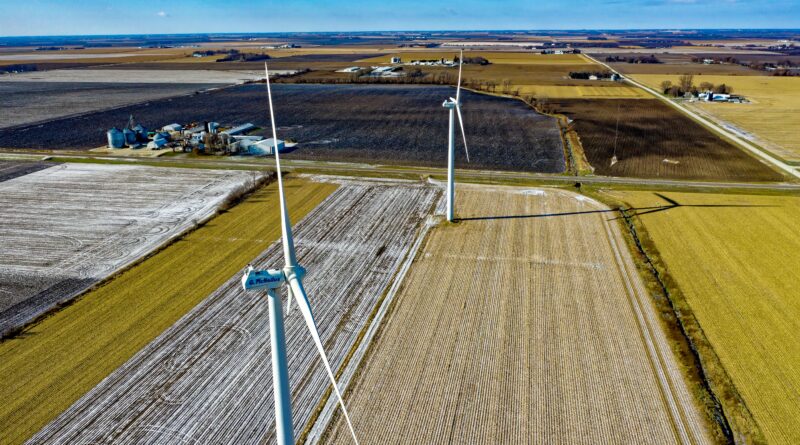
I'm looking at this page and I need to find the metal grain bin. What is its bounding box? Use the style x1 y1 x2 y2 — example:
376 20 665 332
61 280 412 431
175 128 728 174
122 128 137 146
107 127 125 148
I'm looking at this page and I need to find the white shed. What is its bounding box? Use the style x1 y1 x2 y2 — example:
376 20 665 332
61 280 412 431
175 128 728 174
249 138 285 156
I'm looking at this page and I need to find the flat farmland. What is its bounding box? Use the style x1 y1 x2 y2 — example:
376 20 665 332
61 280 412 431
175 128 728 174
553 98 783 181
26 178 440 444
596 53 762 76
634 74 800 163
0 81 222 129
515 84 649 98
358 52 590 65
325 185 713 444
610 191 800 445
0 177 335 445
0 84 566 173
357 51 649 98
0 163 256 335
0 160 53 182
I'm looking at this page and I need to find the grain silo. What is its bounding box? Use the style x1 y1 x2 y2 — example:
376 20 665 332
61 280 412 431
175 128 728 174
107 127 125 148
122 128 137 146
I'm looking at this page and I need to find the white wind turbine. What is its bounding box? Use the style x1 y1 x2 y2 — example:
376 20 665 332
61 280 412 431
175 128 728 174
241 62 359 445
442 50 470 222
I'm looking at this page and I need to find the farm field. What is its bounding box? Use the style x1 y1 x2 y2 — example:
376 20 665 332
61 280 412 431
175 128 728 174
25 178 440 444
633 74 800 163
595 52 765 76
359 52 590 65
610 191 800 444
514 84 649 98
0 160 53 182
552 98 783 181
0 81 222 129
325 185 713 444
1 68 266 83
0 84 566 174
289 51 648 98
0 163 257 335
0 176 336 445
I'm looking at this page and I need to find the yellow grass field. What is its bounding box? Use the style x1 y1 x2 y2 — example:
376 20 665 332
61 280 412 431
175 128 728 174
325 185 712 444
0 178 336 445
611 190 800 444
633 74 800 162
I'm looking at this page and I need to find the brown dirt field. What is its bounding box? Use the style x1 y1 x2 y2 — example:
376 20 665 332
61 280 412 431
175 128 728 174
609 62 761 76
324 185 714 444
552 98 783 182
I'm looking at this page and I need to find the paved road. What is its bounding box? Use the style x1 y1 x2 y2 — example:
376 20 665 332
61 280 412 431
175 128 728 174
2 151 800 193
584 54 800 180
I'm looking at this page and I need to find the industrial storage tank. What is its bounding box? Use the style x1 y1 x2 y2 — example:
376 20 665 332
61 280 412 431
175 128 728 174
122 128 137 146
133 124 147 140
107 127 125 148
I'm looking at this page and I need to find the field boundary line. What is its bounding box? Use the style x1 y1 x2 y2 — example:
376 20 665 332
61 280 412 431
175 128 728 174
611 198 764 444
600 211 694 444
583 54 800 181
303 194 443 444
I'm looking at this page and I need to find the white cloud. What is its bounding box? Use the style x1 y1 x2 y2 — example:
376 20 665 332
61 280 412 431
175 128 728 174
156 11 168 17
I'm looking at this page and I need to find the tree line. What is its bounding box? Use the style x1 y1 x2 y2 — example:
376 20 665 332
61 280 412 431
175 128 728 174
660 74 734 97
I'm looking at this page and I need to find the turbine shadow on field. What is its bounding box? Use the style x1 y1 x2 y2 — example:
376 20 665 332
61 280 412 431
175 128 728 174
457 193 775 223
456 208 615 222
609 193 776 220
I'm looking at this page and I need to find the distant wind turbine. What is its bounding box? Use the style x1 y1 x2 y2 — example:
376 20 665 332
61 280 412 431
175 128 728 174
241 62 359 445
442 49 470 222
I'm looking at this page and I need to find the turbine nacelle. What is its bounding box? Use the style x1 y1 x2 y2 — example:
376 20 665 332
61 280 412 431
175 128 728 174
241 264 306 298
242 266 285 290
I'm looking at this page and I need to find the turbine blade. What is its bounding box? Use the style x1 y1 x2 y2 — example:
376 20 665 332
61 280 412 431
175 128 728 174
265 62 298 268
455 103 470 162
456 49 463 103
288 276 359 445
285 284 293 315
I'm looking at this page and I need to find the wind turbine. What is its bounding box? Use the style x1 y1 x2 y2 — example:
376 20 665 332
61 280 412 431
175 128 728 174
241 62 359 445
442 49 470 222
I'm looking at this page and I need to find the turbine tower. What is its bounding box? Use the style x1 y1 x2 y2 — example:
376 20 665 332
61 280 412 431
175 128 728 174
442 49 470 222
241 62 359 445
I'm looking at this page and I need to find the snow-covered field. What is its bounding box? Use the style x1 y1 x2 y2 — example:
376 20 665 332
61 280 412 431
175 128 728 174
0 163 256 335
27 178 440 444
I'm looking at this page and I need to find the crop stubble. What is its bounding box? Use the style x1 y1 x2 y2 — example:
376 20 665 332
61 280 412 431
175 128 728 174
0 84 565 174
25 177 440 444
553 98 782 181
324 185 712 444
0 177 334 445
0 163 257 335
612 191 800 444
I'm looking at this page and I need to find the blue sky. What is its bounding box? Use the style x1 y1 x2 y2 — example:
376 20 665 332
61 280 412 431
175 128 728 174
1 0 799 36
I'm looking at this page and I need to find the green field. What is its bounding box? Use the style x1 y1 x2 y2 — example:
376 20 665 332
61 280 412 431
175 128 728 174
0 178 336 445
612 190 800 444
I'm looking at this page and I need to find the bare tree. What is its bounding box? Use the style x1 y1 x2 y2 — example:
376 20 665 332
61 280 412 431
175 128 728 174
678 74 694 93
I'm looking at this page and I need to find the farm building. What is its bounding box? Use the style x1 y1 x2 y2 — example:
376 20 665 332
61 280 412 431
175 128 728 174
220 123 256 136
390 56 401 64
247 138 285 156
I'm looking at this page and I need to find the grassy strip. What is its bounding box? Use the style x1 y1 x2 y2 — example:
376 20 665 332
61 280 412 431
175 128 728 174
585 187 765 445
0 177 337 445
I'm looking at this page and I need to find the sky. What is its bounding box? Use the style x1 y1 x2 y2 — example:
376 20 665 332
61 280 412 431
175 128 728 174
1 0 799 36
